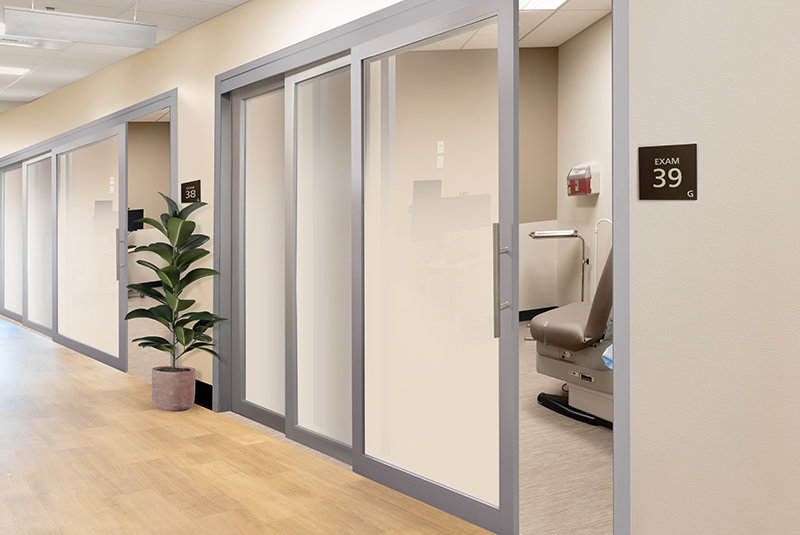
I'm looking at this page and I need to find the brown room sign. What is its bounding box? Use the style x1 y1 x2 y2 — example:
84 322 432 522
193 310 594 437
638 143 697 200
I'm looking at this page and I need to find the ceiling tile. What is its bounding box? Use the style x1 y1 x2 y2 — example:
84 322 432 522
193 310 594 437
134 0 230 20
519 9 608 47
562 0 612 8
118 9 205 32
519 10 554 39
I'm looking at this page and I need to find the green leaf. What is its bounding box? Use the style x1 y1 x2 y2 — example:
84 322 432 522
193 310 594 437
176 268 218 293
177 234 210 253
177 202 206 220
160 212 170 231
139 217 167 237
132 336 172 346
157 266 181 291
159 192 179 217
125 308 170 328
137 259 162 274
175 326 195 347
132 244 172 264
150 304 174 325
164 288 178 311
180 344 221 361
176 299 195 313
126 284 167 305
175 249 209 271
166 217 196 249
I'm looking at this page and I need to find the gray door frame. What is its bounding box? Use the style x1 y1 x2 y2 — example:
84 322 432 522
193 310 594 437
21 153 54 337
0 162 23 323
229 76 288 433
349 1 518 533
0 90 179 373
51 124 130 372
284 56 354 465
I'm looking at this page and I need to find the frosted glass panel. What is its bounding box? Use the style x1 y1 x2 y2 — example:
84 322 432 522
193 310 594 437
244 90 286 414
58 137 119 356
26 158 52 329
363 19 500 506
295 67 352 445
3 167 23 315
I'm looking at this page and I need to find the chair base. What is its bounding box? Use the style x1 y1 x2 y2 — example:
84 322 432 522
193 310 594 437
537 392 612 429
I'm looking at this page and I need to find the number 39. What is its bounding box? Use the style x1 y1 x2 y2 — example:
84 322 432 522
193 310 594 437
654 167 682 188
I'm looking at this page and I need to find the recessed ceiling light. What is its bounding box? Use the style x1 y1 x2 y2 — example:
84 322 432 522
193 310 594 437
522 0 569 10
0 66 30 76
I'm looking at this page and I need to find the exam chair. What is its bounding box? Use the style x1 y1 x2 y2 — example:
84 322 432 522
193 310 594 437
530 249 613 428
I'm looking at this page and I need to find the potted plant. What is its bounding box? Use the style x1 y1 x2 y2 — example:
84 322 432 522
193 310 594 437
125 193 226 411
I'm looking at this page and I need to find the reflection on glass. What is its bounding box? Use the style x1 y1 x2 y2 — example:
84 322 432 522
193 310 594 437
26 158 53 329
3 167 23 315
363 18 500 505
295 67 352 445
244 89 286 414
58 137 119 356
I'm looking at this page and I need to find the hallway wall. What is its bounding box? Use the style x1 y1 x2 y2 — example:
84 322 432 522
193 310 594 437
628 1 800 533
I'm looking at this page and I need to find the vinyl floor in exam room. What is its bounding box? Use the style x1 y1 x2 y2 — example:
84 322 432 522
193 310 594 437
519 321 613 535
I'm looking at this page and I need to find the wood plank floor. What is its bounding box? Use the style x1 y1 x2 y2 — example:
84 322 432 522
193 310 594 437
0 319 489 535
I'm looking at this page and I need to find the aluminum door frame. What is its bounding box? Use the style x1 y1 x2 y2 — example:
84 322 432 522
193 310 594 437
21 153 54 337
284 56 354 465
350 1 519 533
229 76 289 432
0 163 23 323
51 125 129 372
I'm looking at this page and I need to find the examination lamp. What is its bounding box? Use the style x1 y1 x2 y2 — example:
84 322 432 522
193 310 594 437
528 230 587 301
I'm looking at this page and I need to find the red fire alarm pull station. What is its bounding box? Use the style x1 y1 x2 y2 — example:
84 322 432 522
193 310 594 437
567 162 599 196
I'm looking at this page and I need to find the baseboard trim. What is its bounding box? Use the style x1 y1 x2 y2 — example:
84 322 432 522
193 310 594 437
195 380 213 410
519 306 557 322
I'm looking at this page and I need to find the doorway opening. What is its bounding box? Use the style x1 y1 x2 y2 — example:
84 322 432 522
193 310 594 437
516 8 613 535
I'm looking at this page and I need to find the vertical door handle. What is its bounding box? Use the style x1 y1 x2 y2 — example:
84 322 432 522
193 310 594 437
493 223 510 339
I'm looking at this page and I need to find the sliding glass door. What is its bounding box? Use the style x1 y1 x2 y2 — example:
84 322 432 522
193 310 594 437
286 58 353 461
53 126 128 371
352 1 518 532
1 165 23 321
23 155 53 334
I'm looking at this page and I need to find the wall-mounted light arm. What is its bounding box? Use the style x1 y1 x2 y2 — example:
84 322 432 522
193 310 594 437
529 229 587 301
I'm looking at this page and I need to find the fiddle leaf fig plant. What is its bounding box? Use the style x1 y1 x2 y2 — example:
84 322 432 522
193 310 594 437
124 193 226 368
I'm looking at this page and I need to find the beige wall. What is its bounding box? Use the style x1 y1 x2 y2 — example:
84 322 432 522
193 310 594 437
520 47 558 224
0 0 402 382
555 15 612 305
629 2 800 533
127 122 170 221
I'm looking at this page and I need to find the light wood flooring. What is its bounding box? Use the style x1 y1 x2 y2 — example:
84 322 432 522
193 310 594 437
0 318 489 534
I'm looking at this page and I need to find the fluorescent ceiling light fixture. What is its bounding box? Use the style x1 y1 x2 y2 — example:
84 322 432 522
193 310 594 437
0 66 30 76
4 6 157 49
522 0 570 9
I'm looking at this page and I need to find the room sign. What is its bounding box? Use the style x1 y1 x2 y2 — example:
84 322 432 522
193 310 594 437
181 180 201 203
638 143 697 200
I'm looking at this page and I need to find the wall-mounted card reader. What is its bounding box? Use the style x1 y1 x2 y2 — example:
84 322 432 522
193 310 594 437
567 162 600 196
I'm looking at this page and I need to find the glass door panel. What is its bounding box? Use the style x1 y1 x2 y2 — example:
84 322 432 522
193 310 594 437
363 17 500 507
25 157 53 331
243 89 286 415
293 64 352 448
57 133 124 362
3 166 23 317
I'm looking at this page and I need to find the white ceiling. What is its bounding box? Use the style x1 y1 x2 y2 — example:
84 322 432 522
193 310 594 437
0 0 611 108
417 0 610 51
0 0 248 105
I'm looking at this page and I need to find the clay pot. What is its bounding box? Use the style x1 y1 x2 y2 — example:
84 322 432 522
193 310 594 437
151 366 196 411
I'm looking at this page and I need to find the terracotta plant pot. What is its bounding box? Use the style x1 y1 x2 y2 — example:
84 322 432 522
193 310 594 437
151 366 196 411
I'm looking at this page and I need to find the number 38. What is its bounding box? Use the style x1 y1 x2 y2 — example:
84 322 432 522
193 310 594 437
653 167 682 188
